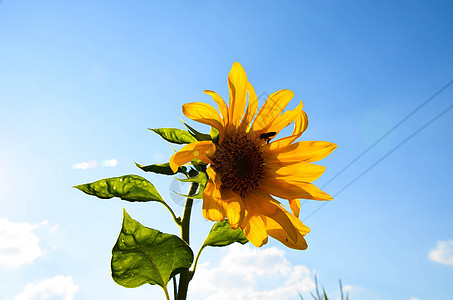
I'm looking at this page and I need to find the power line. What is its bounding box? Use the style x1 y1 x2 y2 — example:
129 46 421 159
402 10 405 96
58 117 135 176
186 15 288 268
321 79 453 190
299 79 453 210
303 94 453 221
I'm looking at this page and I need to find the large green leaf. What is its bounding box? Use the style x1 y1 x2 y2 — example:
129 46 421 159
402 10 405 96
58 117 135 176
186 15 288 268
111 209 194 288
74 175 163 202
203 220 248 247
149 128 197 144
135 162 187 175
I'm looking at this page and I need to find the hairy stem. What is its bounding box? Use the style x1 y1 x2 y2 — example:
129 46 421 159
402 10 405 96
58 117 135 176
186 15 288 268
173 275 178 300
177 182 199 300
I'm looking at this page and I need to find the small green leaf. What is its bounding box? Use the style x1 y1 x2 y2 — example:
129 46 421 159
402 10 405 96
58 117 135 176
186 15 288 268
111 209 194 289
135 162 187 175
74 175 163 202
323 288 329 300
203 220 248 247
149 128 197 144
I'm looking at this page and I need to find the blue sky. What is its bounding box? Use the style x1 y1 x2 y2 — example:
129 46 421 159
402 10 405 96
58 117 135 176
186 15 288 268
1 0 452 299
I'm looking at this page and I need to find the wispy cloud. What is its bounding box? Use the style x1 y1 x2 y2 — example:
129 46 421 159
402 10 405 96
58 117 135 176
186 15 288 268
13 275 79 300
429 240 453 265
0 218 47 267
72 159 117 170
189 244 315 300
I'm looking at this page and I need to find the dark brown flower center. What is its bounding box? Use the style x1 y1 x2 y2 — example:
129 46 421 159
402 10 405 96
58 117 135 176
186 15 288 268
211 133 265 196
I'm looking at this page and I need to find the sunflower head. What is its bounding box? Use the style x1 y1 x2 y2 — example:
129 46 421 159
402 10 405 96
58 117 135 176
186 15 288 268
170 62 337 250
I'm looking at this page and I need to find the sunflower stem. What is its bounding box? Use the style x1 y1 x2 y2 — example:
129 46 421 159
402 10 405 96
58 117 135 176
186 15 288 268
172 275 178 300
177 182 198 300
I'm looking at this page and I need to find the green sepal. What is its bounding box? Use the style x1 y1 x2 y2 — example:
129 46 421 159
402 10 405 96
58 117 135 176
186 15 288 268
182 122 212 141
191 159 207 173
111 209 194 289
74 175 163 203
149 128 197 144
135 162 188 176
210 127 219 144
175 171 208 186
202 219 248 247
174 184 205 200
173 171 207 199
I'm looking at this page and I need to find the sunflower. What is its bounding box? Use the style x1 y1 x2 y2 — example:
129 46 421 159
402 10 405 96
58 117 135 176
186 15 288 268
170 62 336 250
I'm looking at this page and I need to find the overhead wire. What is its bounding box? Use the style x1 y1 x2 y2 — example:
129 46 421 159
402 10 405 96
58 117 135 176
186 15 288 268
301 79 453 221
319 79 453 190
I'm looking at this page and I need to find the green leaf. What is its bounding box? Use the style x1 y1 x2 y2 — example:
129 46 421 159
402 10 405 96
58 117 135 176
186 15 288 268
111 209 194 289
149 128 197 144
74 175 163 202
202 220 248 247
135 162 187 175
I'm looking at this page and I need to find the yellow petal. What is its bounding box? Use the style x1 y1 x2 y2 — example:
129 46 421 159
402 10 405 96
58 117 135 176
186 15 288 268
240 81 259 129
252 89 294 132
263 201 310 249
182 102 224 131
284 207 310 234
261 178 333 201
266 161 325 182
206 165 220 187
240 210 268 247
202 180 226 221
246 191 298 244
266 141 337 162
169 141 215 172
292 110 308 135
264 216 308 250
288 199 301 218
266 100 304 137
204 90 229 126
220 189 244 229
228 62 248 127
262 110 309 150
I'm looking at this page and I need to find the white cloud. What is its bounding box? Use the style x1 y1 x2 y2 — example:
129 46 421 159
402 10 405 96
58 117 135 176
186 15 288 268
0 218 47 267
428 240 453 265
189 244 315 300
410 297 421 300
341 284 363 294
333 285 364 300
14 275 79 300
73 159 118 169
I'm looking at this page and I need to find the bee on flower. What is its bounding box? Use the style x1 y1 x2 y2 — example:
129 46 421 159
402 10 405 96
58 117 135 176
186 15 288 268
170 62 336 250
